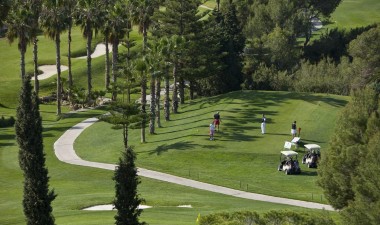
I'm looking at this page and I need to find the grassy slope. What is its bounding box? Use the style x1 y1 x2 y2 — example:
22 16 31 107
330 0 380 29
76 91 348 203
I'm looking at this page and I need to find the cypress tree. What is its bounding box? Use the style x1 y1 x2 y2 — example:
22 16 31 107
113 146 145 225
99 102 145 224
15 76 56 225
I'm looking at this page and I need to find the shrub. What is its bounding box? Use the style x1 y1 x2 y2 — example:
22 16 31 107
0 116 16 128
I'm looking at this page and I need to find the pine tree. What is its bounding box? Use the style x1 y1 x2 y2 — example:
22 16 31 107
15 76 56 225
318 87 380 217
153 0 202 107
218 0 245 93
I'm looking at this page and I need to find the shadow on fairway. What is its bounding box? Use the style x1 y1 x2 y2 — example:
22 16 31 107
148 141 201 155
300 171 318 176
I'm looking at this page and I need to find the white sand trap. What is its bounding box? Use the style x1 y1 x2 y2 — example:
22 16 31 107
77 43 112 59
83 204 152 211
31 65 68 80
82 204 192 211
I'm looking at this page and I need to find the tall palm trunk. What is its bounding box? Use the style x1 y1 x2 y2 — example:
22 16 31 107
33 38 39 94
86 25 92 100
105 38 110 89
68 24 73 88
172 64 179 113
155 78 162 128
164 69 170 121
20 40 27 81
55 33 62 116
149 75 156 134
141 72 147 143
111 39 119 101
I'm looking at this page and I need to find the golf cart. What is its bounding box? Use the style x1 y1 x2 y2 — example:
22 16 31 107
302 144 321 168
278 150 301 175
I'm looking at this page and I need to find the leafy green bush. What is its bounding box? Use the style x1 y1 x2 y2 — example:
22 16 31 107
0 116 15 128
198 210 335 225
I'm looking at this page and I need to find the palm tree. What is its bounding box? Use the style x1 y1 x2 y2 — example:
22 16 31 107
40 0 68 116
108 1 130 101
135 59 147 143
159 37 172 121
169 35 185 114
75 0 105 100
5 1 34 81
131 0 159 52
30 0 42 94
66 0 76 94
146 41 164 133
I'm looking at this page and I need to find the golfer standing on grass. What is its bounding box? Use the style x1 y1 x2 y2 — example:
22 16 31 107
209 123 215 140
213 112 221 131
261 114 266 134
291 121 297 138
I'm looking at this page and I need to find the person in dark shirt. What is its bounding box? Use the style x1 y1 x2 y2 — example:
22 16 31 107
213 112 221 131
291 121 297 138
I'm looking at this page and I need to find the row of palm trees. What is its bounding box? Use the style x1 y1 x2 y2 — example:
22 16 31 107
4 0 196 143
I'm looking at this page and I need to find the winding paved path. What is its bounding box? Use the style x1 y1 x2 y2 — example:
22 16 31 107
54 117 334 211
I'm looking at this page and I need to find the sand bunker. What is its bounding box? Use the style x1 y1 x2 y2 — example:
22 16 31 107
77 43 112 59
82 204 192 211
31 65 68 80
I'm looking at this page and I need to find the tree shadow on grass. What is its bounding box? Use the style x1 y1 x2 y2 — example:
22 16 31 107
300 170 318 176
148 141 200 155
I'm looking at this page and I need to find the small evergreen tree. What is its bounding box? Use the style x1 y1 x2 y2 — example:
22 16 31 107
99 101 145 225
113 146 145 225
15 76 56 225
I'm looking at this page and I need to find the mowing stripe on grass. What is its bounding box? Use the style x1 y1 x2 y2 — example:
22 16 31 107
54 117 335 211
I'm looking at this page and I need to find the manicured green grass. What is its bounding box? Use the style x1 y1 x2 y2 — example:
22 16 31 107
1 108 341 225
76 91 349 204
330 0 380 29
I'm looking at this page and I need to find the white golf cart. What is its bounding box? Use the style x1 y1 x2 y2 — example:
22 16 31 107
278 150 301 175
302 144 321 168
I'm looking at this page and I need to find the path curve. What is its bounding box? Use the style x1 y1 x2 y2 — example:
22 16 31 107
54 117 334 211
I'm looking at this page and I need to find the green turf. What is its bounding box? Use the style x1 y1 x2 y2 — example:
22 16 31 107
75 91 349 205
330 0 380 29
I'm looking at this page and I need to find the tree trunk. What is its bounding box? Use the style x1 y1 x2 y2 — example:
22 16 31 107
55 33 62 116
105 38 110 90
20 40 26 81
189 80 194 100
112 39 119 101
155 78 161 128
141 72 147 143
86 26 92 101
172 64 178 113
164 72 170 121
68 25 73 102
179 77 185 104
149 76 156 134
123 125 128 149
33 38 39 95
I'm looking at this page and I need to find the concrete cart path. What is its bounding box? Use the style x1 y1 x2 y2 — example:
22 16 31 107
54 117 334 211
